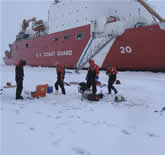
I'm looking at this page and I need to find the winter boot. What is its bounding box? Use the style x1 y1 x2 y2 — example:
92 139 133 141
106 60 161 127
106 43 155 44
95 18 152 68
53 90 58 95
16 96 24 100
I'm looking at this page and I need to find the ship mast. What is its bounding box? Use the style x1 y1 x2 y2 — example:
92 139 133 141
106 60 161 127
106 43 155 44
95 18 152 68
137 0 165 22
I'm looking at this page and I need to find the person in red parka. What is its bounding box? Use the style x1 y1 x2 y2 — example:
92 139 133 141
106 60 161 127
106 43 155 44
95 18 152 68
15 60 26 99
106 64 118 94
55 63 66 94
86 59 99 95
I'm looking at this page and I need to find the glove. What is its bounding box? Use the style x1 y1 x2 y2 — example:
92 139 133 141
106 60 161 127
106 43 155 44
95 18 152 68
85 75 88 81
95 76 98 82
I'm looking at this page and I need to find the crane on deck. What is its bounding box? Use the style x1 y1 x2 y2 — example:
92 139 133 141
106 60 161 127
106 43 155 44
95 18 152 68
137 0 165 23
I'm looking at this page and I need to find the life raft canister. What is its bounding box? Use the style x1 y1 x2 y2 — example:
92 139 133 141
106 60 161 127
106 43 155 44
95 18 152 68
32 20 45 32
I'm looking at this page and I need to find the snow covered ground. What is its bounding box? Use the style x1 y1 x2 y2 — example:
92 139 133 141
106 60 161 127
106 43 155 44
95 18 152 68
0 64 165 155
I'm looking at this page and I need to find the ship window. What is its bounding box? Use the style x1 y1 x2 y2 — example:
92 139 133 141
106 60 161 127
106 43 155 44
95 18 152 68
76 33 84 40
52 38 58 41
25 43 28 48
64 35 70 40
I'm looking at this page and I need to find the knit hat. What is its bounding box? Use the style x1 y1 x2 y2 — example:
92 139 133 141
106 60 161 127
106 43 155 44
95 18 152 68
89 59 95 64
20 60 26 66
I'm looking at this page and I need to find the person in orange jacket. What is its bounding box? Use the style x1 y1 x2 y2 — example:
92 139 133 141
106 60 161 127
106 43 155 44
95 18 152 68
15 60 26 99
106 64 118 94
55 63 66 94
86 59 99 95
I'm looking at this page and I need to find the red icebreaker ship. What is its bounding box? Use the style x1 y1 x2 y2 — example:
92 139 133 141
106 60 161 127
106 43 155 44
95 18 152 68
3 0 165 71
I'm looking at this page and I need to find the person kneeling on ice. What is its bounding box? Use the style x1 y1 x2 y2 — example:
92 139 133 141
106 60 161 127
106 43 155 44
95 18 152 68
54 62 66 95
15 60 26 100
106 64 118 94
86 59 99 96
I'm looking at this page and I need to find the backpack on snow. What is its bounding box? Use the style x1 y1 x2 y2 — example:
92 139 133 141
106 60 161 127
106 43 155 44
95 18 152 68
114 95 125 102
87 93 104 101
78 82 88 93
78 82 104 101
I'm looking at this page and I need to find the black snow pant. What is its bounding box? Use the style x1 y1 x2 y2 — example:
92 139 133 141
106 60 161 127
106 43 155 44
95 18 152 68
55 80 65 94
16 80 23 99
108 76 117 94
87 79 97 95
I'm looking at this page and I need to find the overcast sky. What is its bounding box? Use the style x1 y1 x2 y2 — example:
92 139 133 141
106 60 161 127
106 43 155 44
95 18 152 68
0 0 165 59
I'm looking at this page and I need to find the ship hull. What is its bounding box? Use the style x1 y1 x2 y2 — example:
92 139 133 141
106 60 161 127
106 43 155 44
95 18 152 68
4 24 165 71
103 24 165 71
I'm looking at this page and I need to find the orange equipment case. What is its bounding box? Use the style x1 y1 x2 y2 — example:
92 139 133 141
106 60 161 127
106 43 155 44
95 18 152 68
31 84 48 98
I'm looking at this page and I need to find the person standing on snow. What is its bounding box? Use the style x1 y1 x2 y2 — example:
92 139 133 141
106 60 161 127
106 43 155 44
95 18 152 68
54 63 66 95
106 64 118 94
15 60 26 99
86 59 99 95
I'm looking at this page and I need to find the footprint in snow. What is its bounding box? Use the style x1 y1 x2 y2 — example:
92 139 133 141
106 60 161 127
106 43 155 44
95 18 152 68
49 131 55 136
81 120 91 124
16 122 25 125
29 127 35 131
103 121 117 128
68 115 80 119
121 129 131 135
19 105 24 109
34 111 42 115
148 133 160 138
47 114 54 118
55 116 62 119
15 109 20 115
52 138 63 146
57 111 64 114
72 147 91 155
